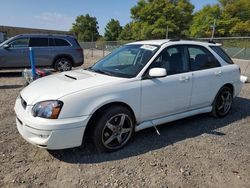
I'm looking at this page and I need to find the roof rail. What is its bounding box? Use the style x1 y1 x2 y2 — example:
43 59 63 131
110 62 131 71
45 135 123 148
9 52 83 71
169 38 180 42
208 40 216 44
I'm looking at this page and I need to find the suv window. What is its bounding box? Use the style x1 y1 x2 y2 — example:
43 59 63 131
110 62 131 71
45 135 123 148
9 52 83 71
210 46 234 64
29 38 48 47
10 38 29 48
54 38 70 46
150 45 188 75
187 45 220 71
49 38 55 46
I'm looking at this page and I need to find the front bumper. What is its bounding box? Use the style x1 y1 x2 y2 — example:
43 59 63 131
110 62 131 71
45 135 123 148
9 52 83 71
14 98 90 150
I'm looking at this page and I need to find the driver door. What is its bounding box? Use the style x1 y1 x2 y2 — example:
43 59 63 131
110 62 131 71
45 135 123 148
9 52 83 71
140 45 193 121
1 37 29 68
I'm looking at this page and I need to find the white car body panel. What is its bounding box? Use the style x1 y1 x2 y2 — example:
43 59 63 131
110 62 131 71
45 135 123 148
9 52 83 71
189 67 223 109
14 39 244 150
141 72 192 121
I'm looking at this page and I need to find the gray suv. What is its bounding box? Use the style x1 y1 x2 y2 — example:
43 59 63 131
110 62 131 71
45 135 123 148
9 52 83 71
0 34 83 71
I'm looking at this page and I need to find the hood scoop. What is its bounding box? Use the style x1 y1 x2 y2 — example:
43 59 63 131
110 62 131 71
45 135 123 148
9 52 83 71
62 70 94 81
64 74 77 80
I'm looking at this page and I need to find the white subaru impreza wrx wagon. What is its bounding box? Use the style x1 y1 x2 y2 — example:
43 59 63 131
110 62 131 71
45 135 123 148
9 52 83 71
14 39 243 152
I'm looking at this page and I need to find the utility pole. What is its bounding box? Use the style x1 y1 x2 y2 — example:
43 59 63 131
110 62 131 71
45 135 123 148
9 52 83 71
166 25 169 39
211 19 216 40
91 32 94 57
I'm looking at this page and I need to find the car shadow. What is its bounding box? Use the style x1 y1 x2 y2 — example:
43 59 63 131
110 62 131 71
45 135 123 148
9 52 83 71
49 96 250 164
0 85 23 89
0 71 22 77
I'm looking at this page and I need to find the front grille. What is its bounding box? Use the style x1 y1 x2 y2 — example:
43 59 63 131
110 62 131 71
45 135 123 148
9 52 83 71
20 96 27 110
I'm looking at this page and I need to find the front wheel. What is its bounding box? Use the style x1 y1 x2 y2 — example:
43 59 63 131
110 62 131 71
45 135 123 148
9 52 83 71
211 86 233 117
93 106 135 152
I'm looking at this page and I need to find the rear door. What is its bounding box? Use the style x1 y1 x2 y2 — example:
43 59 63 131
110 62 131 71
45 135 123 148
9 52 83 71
1 37 29 68
186 45 223 109
29 37 52 67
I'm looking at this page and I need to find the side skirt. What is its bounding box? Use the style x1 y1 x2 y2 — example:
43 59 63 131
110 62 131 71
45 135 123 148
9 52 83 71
135 106 212 132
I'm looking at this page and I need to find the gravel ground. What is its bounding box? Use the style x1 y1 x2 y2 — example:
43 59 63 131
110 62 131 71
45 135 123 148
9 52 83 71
0 58 249 188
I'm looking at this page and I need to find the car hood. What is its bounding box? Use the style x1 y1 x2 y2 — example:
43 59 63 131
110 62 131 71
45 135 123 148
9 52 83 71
21 69 125 105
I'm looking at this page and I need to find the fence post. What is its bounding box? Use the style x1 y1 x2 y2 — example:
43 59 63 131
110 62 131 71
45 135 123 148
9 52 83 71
102 43 105 57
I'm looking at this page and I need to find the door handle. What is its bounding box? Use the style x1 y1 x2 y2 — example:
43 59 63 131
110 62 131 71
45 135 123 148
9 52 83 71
179 76 190 82
214 70 222 76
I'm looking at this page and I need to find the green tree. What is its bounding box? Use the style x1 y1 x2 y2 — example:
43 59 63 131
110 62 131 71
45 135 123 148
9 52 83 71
71 14 99 42
190 0 250 37
119 23 134 41
130 0 194 39
189 5 221 37
104 19 122 41
220 0 250 36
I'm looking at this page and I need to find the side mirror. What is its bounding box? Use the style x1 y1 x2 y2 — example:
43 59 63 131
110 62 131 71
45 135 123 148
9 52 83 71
149 68 167 78
3 44 10 49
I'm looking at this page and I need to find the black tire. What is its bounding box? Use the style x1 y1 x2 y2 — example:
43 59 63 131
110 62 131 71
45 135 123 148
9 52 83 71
211 86 233 118
54 58 72 72
93 106 135 152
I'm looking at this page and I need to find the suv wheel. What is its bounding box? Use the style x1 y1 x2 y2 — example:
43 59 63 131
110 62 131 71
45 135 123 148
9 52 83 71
54 58 72 72
212 86 233 117
93 106 135 152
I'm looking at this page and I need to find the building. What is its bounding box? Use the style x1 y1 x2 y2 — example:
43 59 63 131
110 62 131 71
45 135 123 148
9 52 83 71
0 25 70 42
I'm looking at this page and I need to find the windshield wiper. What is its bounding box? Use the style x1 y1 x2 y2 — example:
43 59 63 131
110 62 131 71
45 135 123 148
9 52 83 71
88 68 114 76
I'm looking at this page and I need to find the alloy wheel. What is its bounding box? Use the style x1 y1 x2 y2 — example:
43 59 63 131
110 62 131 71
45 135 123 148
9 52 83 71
57 60 71 72
217 90 232 116
101 113 133 150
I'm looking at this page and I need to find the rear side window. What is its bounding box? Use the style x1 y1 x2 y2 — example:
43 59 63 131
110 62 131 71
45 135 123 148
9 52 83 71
210 46 234 64
187 45 220 71
54 38 71 46
29 38 48 47
73 38 81 47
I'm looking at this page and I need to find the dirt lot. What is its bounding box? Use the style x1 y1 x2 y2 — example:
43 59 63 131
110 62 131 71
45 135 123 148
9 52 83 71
0 58 250 188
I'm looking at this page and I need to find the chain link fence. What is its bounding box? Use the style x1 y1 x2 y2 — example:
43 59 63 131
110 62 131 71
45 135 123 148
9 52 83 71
198 37 250 60
80 37 250 61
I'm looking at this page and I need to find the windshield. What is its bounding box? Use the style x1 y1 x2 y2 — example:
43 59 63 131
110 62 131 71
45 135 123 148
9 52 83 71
90 44 159 78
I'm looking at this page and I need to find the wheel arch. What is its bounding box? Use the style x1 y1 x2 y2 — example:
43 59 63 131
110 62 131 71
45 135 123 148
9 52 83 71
83 101 136 141
212 83 234 106
52 54 74 68
222 83 234 96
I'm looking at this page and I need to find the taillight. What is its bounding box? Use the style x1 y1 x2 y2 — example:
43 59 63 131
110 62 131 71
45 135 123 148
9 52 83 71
76 48 83 53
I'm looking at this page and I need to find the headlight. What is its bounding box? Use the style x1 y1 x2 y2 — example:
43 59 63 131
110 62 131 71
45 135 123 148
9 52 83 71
32 100 63 119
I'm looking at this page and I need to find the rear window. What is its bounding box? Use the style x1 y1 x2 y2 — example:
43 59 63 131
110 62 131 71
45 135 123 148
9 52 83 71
210 46 234 64
29 38 48 47
54 38 71 46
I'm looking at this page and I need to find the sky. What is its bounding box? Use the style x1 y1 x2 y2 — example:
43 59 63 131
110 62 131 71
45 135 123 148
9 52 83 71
0 0 217 35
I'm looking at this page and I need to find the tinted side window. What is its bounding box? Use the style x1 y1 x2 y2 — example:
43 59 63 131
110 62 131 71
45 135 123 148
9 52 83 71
49 38 55 46
74 38 81 47
150 46 188 75
29 38 48 47
54 38 70 46
210 46 234 64
10 38 29 48
187 46 220 71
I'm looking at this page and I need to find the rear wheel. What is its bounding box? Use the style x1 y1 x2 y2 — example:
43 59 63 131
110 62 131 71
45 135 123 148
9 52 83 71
93 106 135 152
54 58 72 72
212 86 233 117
